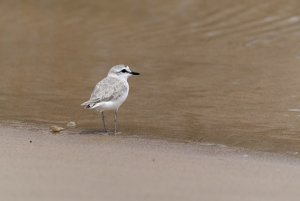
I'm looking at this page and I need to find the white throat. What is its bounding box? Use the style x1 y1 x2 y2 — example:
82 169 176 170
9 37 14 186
108 73 130 81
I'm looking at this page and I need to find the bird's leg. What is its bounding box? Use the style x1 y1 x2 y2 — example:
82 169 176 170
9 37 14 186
101 111 107 133
114 109 118 135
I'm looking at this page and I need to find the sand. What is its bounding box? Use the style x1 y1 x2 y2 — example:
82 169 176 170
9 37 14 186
1 125 300 201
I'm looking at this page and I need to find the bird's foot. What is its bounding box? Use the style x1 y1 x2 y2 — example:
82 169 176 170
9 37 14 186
99 129 108 135
113 131 121 135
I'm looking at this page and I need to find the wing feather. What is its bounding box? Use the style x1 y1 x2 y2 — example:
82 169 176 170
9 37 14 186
81 76 127 109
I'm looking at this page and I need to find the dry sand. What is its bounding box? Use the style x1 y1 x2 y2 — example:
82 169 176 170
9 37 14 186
1 124 300 201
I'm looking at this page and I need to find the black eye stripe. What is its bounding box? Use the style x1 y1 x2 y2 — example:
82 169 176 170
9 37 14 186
120 69 128 73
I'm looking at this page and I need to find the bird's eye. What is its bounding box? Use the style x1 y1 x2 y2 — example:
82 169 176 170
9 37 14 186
120 69 127 73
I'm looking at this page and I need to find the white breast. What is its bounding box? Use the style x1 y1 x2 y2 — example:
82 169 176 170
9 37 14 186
95 82 129 112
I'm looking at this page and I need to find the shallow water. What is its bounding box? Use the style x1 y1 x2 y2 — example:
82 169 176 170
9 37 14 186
2 0 300 152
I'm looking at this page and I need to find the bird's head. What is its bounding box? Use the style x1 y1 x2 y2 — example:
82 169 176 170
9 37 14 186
108 64 140 80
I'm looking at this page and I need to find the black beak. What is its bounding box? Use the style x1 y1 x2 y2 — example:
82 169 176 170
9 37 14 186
130 71 140 75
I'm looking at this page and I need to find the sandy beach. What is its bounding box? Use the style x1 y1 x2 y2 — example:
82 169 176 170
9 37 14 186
2 1 300 200
0 124 300 201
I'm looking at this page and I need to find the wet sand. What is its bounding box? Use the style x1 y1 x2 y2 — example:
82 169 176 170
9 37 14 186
1 124 300 201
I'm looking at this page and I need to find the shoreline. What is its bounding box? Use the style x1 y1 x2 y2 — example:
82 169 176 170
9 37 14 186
1 122 300 200
2 120 300 157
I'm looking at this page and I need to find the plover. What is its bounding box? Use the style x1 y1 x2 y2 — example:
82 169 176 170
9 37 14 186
81 64 140 134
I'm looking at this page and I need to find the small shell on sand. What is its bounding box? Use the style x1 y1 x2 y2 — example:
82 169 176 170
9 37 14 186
66 121 76 128
50 125 64 133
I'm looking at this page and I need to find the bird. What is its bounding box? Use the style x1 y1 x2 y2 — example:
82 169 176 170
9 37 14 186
81 64 140 134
